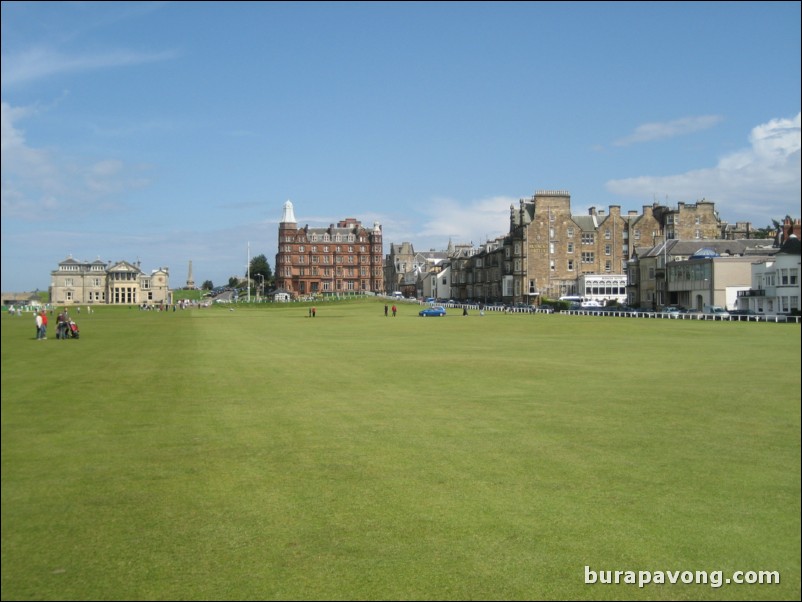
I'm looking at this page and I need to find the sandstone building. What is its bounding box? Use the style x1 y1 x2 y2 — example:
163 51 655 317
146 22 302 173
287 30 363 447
49 256 171 306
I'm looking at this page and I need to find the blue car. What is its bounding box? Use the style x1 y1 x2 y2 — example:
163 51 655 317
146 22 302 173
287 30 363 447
419 306 447 317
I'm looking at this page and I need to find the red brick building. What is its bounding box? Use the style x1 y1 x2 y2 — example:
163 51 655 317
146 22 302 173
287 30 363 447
274 201 384 297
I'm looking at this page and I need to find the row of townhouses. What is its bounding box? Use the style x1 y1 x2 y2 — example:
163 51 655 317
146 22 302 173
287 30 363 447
385 191 800 314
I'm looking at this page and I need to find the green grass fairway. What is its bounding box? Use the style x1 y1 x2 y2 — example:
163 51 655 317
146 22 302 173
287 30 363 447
2 300 800 600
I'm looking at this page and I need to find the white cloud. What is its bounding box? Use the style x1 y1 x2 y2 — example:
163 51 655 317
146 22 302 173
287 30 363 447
419 196 514 245
1 46 177 87
606 113 801 223
613 115 723 147
0 101 147 220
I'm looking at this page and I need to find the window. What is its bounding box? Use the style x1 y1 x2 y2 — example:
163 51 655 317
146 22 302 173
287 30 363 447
567 227 574 238
605 244 611 256
567 242 574 254
582 233 595 244
605 261 612 272
634 230 641 240
605 229 611 239
567 260 574 271
581 252 595 263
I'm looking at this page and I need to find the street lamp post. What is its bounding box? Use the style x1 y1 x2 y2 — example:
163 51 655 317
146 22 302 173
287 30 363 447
257 274 264 302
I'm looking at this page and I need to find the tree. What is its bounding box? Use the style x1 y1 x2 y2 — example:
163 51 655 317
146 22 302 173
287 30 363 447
201 280 214 290
753 218 782 240
248 254 273 288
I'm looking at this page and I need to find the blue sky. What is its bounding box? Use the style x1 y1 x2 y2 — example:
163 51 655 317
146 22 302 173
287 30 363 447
2 1 800 292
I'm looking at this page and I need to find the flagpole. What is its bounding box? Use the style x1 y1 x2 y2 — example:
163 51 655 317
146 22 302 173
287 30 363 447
247 241 251 303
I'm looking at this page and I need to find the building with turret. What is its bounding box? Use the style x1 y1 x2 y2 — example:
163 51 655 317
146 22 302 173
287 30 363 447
274 200 384 297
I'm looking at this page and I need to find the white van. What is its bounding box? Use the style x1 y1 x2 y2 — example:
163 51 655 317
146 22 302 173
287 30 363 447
392 291 404 299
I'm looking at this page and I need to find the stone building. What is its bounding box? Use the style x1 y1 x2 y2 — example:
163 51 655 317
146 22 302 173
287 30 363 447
49 256 171 306
448 190 738 305
274 200 384 297
384 242 452 298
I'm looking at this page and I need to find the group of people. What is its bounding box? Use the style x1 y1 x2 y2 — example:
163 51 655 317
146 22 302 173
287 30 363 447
384 304 398 317
34 309 79 340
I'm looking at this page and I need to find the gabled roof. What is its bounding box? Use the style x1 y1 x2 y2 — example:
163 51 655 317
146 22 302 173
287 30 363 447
107 260 143 273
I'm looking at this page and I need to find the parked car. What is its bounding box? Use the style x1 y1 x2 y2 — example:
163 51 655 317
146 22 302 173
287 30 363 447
703 305 730 319
419 306 447 317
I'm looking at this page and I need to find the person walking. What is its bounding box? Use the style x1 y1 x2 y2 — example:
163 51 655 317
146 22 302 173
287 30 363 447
35 311 43 339
391 304 397 317
384 304 388 317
